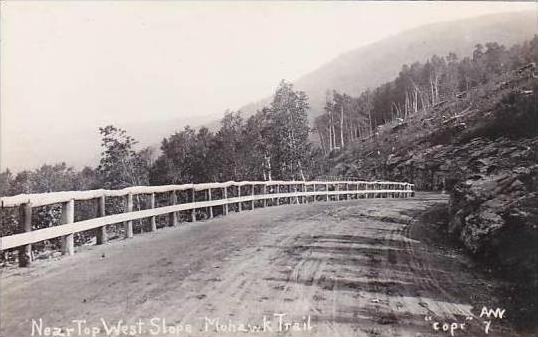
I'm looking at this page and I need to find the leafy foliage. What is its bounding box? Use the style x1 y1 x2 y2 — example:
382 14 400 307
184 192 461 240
97 125 151 189
150 80 313 183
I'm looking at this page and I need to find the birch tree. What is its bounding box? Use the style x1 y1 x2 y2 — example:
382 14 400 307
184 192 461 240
97 125 149 189
269 80 310 180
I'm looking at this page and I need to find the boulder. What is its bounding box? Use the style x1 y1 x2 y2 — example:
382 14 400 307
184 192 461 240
449 164 538 278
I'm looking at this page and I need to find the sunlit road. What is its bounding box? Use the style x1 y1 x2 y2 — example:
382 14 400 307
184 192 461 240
0 193 514 336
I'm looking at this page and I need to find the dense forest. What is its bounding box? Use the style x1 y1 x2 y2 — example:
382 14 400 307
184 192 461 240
0 36 536 198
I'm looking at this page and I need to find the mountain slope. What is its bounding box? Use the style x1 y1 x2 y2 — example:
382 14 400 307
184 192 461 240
241 11 537 121
324 59 538 333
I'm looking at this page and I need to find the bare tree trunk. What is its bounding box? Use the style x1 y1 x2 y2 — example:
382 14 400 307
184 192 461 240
328 112 331 150
266 154 271 181
411 80 424 112
332 120 336 149
434 73 440 103
413 88 418 113
368 110 373 137
298 162 306 181
340 105 344 148
390 102 399 120
419 91 427 111
328 123 333 151
319 130 327 155
430 73 436 106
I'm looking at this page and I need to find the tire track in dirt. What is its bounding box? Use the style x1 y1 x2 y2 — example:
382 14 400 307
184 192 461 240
1 194 518 337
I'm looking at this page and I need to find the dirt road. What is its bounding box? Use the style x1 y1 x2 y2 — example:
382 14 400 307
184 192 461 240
0 194 515 337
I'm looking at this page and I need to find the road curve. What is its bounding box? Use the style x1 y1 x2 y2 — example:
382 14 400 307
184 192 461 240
0 193 515 337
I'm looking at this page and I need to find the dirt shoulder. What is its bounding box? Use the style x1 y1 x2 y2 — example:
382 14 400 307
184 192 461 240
0 193 521 337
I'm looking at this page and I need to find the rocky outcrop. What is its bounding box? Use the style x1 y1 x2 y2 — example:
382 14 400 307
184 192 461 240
329 76 538 297
449 162 538 333
450 166 538 258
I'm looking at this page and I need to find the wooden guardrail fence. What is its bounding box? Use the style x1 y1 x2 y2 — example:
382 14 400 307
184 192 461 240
0 180 414 266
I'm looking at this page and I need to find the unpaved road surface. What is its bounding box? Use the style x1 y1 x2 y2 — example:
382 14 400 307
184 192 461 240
1 194 516 337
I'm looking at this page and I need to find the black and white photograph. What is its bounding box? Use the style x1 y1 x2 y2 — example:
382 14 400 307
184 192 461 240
0 1 537 336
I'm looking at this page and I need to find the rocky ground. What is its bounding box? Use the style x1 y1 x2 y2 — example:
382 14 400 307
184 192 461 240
0 195 524 337
328 71 537 332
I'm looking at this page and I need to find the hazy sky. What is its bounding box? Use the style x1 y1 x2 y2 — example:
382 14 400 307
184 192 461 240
1 1 536 171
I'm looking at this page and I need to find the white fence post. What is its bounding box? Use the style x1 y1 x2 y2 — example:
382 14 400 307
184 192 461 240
150 193 157 231
223 186 228 215
289 184 292 204
251 184 255 210
191 188 196 222
238 185 242 212
263 183 267 207
169 191 178 226
18 202 32 267
96 195 107 244
125 193 133 238
61 199 75 256
208 188 213 218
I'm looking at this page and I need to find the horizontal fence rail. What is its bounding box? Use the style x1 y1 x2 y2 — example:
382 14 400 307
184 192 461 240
0 180 414 266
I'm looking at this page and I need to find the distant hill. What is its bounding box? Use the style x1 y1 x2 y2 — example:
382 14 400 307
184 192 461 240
240 11 538 122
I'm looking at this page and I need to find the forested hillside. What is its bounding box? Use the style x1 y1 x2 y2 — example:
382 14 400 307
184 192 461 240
314 37 537 152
